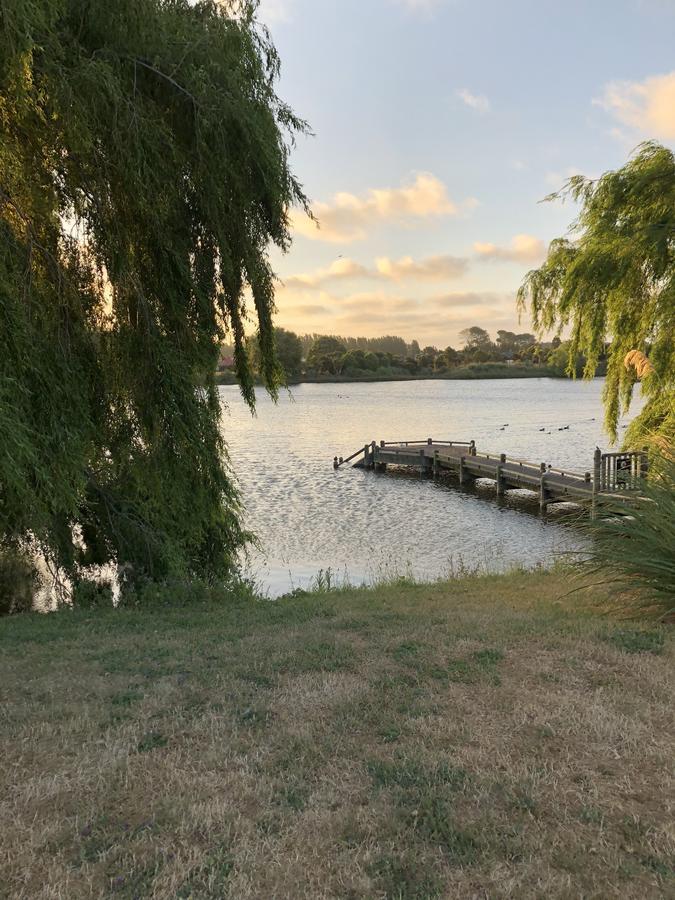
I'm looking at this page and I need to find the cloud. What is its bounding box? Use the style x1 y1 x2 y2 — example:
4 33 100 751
282 303 331 317
432 291 513 309
595 71 675 140
456 88 490 114
256 0 293 24
473 234 546 264
375 254 468 280
291 173 470 243
284 258 372 289
375 254 469 281
284 253 468 289
274 286 530 346
336 292 423 312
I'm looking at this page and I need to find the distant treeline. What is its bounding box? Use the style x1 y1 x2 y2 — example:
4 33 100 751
218 326 604 381
297 334 417 359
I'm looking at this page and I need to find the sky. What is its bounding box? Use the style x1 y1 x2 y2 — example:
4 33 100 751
255 0 675 348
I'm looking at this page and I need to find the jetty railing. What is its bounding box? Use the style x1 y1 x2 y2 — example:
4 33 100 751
382 438 474 448
333 437 649 515
595 449 648 492
333 446 367 468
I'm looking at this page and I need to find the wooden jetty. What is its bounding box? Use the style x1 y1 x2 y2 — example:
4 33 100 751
333 439 648 516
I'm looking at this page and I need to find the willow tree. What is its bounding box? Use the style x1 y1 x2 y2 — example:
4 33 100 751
518 142 675 450
0 0 308 584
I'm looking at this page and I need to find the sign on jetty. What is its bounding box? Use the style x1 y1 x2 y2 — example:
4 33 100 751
333 439 647 517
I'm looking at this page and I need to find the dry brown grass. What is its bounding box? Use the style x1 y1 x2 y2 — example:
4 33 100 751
1 572 673 898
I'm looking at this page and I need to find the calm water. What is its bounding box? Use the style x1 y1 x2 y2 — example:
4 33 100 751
219 378 641 595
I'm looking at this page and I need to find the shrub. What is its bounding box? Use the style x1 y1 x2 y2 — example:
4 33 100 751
588 451 675 617
0 551 37 616
71 578 114 610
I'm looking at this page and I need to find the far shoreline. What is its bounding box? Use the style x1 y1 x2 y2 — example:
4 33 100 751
215 363 583 387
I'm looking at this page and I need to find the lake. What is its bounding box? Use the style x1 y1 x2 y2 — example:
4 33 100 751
219 378 641 595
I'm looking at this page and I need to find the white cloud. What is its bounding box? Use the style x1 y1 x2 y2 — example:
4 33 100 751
374 254 468 280
256 0 293 24
595 71 675 140
283 253 468 289
473 234 546 264
284 258 372 289
291 173 469 243
456 88 490 114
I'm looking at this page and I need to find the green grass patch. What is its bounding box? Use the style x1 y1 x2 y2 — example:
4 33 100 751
407 794 482 865
176 847 233 898
368 757 468 793
136 731 168 753
368 852 445 899
604 629 665 655
273 638 356 674
110 690 144 707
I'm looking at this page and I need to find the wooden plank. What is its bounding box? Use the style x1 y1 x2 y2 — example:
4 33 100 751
335 437 644 513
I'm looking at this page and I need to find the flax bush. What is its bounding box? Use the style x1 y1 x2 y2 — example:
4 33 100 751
588 451 675 617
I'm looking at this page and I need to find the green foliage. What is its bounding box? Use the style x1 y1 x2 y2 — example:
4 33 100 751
307 335 346 363
495 330 536 354
299 327 561 379
587 452 675 617
546 341 587 377
434 346 460 370
518 142 675 446
71 578 113 610
299 332 413 359
272 327 303 376
459 326 492 351
340 348 380 374
0 0 307 585
247 326 302 378
0 550 37 616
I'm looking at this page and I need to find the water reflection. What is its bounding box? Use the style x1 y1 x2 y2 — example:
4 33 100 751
219 378 641 595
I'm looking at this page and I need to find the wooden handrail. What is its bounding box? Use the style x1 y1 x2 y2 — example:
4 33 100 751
335 440 647 487
545 466 587 479
332 436 645 518
465 449 588 480
333 446 366 468
598 449 647 492
382 439 472 447
341 446 366 464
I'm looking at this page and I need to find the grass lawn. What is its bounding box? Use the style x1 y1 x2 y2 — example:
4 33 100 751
1 572 672 898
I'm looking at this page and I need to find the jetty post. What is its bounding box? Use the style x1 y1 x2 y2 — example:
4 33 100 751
539 462 549 512
376 440 387 472
592 446 602 519
496 453 506 497
458 454 466 485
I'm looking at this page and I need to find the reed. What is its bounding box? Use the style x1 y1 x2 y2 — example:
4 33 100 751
588 450 675 617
